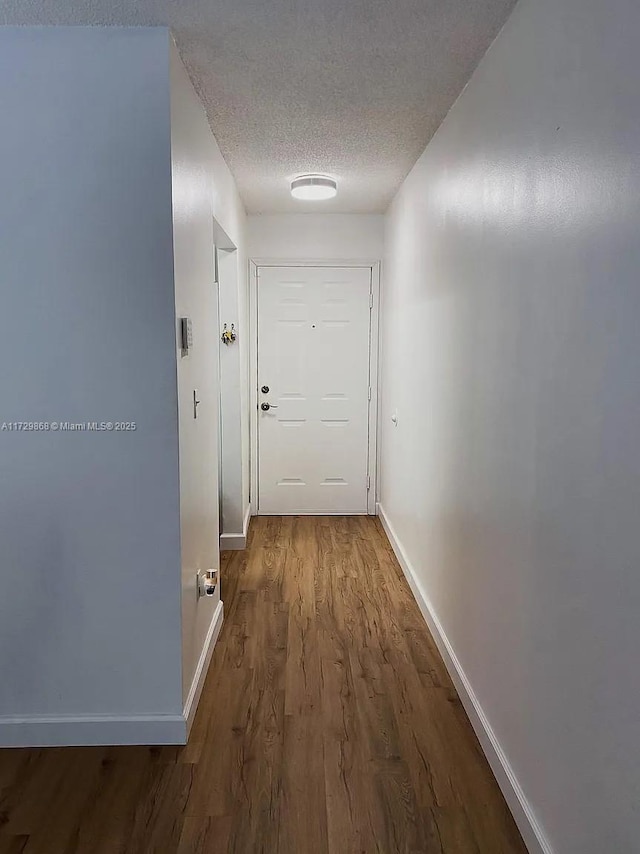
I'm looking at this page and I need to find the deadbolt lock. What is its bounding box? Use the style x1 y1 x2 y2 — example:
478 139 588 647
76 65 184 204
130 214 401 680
261 385 269 393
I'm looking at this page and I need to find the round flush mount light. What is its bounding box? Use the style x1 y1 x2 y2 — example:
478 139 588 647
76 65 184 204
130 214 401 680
290 174 337 201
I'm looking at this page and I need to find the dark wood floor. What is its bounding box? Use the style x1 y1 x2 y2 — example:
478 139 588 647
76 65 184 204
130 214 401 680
0 516 526 854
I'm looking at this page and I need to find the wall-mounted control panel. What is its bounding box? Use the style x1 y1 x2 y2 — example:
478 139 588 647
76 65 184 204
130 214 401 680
180 317 193 354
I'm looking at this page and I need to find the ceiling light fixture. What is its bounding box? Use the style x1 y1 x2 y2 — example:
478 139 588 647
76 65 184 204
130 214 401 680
290 174 337 201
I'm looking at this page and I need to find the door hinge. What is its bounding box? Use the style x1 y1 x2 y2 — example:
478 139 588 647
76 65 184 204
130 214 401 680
368 386 372 401
369 292 374 309
366 475 371 490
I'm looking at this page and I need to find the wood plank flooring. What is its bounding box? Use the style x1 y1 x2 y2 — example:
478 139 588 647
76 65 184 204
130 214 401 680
0 516 527 853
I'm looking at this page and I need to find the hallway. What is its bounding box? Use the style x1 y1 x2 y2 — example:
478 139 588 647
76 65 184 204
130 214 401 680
0 517 525 853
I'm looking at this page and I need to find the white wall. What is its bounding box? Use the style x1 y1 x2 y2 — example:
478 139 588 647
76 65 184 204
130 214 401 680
218 248 247 539
169 43 247 702
0 28 183 733
200 63 250 536
379 0 640 852
169 62 250 549
248 213 384 517
248 213 384 261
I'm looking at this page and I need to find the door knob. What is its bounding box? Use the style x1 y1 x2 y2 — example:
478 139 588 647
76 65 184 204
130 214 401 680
261 402 278 411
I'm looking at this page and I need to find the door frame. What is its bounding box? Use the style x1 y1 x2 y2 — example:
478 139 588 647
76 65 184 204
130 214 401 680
249 258 381 515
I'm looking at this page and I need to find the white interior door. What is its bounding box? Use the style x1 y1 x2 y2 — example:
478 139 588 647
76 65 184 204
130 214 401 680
257 265 372 514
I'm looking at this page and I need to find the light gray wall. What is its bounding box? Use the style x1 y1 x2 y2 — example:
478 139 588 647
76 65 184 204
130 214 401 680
0 28 183 720
379 0 640 851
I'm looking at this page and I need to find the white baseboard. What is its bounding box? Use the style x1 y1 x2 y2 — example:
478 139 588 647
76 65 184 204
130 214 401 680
183 599 224 735
220 503 251 550
256 510 369 516
0 714 187 748
219 533 245 549
377 503 553 854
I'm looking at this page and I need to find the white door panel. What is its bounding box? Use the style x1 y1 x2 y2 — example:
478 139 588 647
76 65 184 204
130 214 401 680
258 266 371 514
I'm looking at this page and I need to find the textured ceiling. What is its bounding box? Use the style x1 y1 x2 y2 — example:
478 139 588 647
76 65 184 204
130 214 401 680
2 0 517 213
